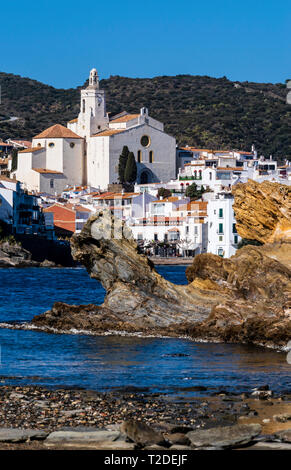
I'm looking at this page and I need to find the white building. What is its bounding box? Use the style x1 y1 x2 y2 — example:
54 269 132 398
0 176 54 237
14 68 176 196
71 71 176 187
207 191 240 258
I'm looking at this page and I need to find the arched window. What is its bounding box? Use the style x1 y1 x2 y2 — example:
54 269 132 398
149 151 154 163
137 150 142 163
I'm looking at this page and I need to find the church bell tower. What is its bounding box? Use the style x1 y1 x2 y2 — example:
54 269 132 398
77 68 109 138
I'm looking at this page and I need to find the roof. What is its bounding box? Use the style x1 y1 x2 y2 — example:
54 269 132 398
68 118 78 124
65 203 91 212
19 147 45 153
0 141 12 147
175 201 208 212
217 167 243 171
94 192 139 200
0 175 18 182
44 203 91 213
110 114 139 123
34 124 82 139
7 139 31 148
33 168 63 174
92 129 127 137
180 147 214 152
152 197 180 203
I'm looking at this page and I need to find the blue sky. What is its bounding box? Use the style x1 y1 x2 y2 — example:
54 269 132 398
1 0 289 88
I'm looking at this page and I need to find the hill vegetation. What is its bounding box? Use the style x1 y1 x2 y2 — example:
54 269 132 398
0 71 290 160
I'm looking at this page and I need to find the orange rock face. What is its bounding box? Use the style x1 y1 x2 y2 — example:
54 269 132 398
232 180 291 244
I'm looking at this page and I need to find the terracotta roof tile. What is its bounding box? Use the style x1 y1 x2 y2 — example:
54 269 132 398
92 129 127 137
68 118 78 123
19 147 45 153
33 168 63 174
110 114 139 123
34 124 82 139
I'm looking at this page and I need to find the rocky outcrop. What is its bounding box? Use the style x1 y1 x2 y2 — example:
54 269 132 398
185 244 291 347
232 180 291 243
31 208 291 348
0 241 39 267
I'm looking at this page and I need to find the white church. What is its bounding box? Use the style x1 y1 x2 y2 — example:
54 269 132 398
15 69 176 194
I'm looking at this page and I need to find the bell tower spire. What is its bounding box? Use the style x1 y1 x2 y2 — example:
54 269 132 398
89 68 99 88
77 68 109 138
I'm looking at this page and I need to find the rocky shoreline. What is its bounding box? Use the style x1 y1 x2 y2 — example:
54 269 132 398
0 385 290 450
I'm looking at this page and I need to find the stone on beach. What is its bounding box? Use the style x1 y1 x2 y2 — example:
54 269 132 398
121 419 166 447
0 428 48 442
45 429 121 443
186 423 262 449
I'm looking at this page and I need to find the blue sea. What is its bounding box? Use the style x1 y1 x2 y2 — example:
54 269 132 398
0 266 290 397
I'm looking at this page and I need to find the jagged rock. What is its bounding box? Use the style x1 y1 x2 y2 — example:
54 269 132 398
232 180 291 243
186 423 262 448
121 420 166 447
275 429 291 442
31 198 291 348
0 241 39 267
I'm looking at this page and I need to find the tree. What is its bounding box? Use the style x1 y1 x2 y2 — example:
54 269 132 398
185 182 206 200
11 148 19 172
157 187 172 199
118 146 129 184
124 152 137 183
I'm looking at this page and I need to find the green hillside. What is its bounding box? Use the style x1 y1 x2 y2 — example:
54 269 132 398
0 72 290 159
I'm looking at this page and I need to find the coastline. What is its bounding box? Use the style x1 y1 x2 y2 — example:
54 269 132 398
0 385 290 450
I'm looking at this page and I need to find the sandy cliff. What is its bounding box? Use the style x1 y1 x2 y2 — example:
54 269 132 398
232 180 291 244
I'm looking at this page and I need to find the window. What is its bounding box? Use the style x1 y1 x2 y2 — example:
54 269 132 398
164 234 168 242
209 172 212 180
48 142 55 148
219 235 223 241
137 150 142 163
82 99 85 113
137 233 143 240
140 135 150 147
169 231 180 241
234 235 238 244
70 142 75 148
50 179 54 188
218 223 223 234
219 208 223 218
232 223 237 233
194 226 198 235
154 233 158 241
149 151 154 163
218 247 224 257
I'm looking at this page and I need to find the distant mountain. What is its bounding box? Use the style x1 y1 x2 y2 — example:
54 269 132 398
0 72 290 160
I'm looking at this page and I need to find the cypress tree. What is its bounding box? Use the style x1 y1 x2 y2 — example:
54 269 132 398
124 152 137 183
118 146 129 184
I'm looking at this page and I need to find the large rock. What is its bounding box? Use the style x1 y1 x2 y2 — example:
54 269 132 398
186 423 261 449
45 430 120 443
121 420 166 447
232 180 291 244
0 241 39 267
31 195 291 348
0 428 48 442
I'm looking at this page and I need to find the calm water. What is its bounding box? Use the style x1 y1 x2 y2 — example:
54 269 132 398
0 266 290 397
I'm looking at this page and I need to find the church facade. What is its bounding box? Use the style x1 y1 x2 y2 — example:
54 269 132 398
15 69 176 193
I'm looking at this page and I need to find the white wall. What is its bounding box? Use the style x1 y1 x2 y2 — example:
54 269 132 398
207 194 240 258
